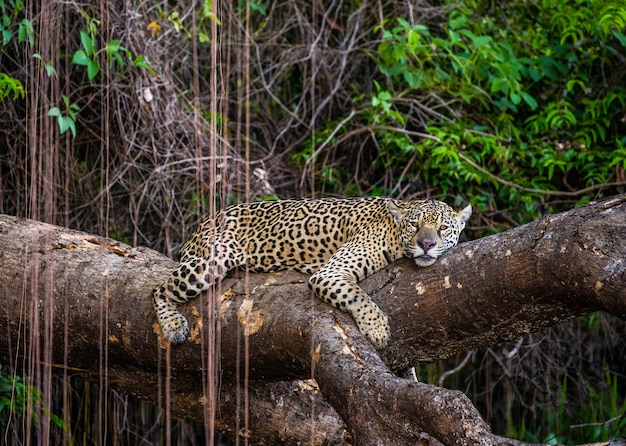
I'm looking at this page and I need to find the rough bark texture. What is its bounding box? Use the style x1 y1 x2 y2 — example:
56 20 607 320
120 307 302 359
0 195 625 445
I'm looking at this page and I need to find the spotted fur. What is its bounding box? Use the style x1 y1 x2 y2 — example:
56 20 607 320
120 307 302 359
153 197 471 349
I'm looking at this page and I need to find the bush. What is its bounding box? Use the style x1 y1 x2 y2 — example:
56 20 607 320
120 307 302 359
297 0 626 233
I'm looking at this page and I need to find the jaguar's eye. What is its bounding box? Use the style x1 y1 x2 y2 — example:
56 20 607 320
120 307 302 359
439 224 448 231
410 222 419 231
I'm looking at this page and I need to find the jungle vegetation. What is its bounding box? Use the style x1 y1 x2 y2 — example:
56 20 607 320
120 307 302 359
0 0 625 443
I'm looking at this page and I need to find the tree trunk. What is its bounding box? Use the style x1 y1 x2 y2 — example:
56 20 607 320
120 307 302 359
0 195 625 445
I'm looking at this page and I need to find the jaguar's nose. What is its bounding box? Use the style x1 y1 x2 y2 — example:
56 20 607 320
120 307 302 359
418 238 436 252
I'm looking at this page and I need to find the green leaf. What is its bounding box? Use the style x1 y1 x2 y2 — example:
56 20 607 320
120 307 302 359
132 56 156 74
521 92 538 110
0 73 25 100
105 39 122 52
54 115 77 138
58 116 69 134
397 17 410 30
110 51 124 69
2 29 11 46
66 118 76 138
79 31 95 57
250 0 267 15
403 70 422 89
614 31 626 48
47 107 61 117
197 31 209 43
471 35 492 50
44 63 57 78
490 77 505 94
528 66 542 82
72 50 89 66
449 12 467 30
87 59 99 80
18 18 34 47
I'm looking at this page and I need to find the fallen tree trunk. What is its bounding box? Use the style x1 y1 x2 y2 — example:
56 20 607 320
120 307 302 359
0 195 625 445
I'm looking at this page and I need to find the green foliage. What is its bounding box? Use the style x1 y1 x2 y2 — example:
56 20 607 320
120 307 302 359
0 365 33 424
48 95 79 138
33 53 58 78
0 1 155 138
0 72 24 100
0 365 65 431
162 0 223 43
71 24 155 81
72 31 100 81
295 0 626 230
375 14 537 111
0 0 32 47
509 372 626 443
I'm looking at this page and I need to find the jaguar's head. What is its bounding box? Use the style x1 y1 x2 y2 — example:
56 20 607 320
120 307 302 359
389 199 472 267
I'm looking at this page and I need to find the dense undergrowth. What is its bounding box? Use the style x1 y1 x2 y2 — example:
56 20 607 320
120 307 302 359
1 0 625 444
299 0 626 234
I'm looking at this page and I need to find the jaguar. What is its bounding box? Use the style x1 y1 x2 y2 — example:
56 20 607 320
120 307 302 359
153 197 471 349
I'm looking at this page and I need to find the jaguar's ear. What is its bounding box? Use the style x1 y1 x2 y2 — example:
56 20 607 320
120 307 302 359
388 200 406 225
457 204 472 223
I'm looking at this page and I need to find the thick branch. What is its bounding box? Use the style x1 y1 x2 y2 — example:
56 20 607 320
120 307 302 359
0 195 624 445
371 195 626 371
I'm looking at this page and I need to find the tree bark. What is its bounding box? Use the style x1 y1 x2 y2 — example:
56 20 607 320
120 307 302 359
0 195 625 445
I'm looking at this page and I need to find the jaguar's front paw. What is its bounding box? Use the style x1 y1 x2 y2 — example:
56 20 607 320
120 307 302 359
355 304 391 349
363 321 391 349
160 311 190 344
